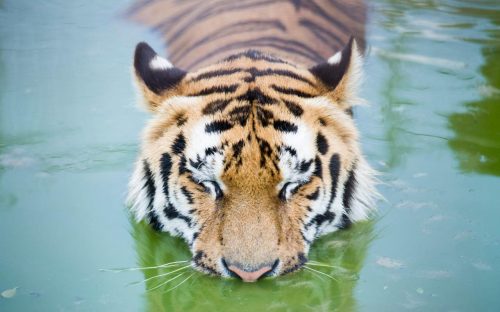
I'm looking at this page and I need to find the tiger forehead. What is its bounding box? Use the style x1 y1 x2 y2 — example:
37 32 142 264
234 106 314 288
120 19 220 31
177 57 323 130
183 55 321 97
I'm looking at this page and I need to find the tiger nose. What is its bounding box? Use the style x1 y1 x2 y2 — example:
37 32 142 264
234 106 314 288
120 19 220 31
228 265 272 282
222 259 275 282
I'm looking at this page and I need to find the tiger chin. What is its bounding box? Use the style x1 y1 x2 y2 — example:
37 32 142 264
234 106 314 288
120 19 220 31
126 38 379 282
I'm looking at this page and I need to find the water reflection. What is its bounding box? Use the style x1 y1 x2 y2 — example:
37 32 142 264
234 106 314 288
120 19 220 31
448 3 500 176
131 220 375 312
371 0 500 176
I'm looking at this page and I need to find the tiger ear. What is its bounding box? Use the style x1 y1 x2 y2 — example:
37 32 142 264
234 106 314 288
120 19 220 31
133 42 187 112
309 37 362 111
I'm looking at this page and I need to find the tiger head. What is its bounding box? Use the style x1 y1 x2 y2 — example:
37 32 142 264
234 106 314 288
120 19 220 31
127 38 378 282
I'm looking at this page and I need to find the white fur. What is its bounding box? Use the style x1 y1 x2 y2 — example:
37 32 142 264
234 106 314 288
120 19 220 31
185 118 227 195
149 55 172 70
327 51 342 64
126 158 198 242
282 120 316 160
342 40 365 107
348 156 381 221
154 172 198 242
126 160 150 222
277 121 316 194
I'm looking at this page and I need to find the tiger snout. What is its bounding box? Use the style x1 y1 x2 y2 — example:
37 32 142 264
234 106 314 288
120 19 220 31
191 187 308 281
218 196 281 281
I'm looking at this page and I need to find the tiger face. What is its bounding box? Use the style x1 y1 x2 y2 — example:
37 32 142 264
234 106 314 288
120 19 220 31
127 39 378 282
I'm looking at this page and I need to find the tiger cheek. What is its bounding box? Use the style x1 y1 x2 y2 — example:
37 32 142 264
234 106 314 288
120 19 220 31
191 216 224 275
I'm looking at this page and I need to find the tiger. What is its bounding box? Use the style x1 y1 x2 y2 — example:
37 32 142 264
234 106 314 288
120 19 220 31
126 0 379 282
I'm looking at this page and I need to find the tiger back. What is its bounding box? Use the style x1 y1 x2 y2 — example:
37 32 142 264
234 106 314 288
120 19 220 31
127 0 366 69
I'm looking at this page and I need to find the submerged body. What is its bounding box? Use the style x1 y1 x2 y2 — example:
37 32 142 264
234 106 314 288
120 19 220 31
127 0 378 282
127 0 366 70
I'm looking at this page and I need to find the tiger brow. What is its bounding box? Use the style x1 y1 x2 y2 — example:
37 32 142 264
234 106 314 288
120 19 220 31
189 68 244 82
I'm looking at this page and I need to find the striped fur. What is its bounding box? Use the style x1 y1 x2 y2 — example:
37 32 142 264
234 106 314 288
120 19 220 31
127 0 378 279
127 0 366 70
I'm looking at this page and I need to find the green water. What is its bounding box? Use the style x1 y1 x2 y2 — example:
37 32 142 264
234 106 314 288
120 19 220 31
1 0 499 311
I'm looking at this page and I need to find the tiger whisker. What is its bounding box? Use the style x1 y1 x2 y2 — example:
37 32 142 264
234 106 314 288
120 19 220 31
99 260 189 273
303 266 326 281
147 272 187 292
304 266 338 281
162 273 195 293
307 260 338 266
307 262 348 270
128 265 191 286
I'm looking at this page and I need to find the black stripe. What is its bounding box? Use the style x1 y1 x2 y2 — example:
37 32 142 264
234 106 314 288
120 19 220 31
306 187 320 200
338 213 352 229
271 85 315 98
325 0 364 26
247 68 315 86
205 146 218 156
143 160 163 231
188 84 239 96
160 154 193 227
316 132 329 155
308 211 335 228
256 106 274 127
342 163 357 213
205 120 234 133
223 49 288 64
313 156 323 178
178 155 188 175
236 88 277 105
202 99 232 115
257 137 273 168
151 1 205 32
283 145 297 156
273 120 298 132
299 18 343 49
210 181 224 200
193 250 218 275
160 153 173 197
190 68 243 82
164 203 192 226
232 140 245 158
165 0 283 48
171 133 186 155
299 159 313 173
326 154 341 211
143 160 156 207
302 0 352 38
181 186 194 204
283 100 304 116
176 114 188 126
170 19 286 61
187 38 321 69
228 104 252 126
279 182 292 201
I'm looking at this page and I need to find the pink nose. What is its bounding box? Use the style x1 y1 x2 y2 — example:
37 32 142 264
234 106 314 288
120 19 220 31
228 265 272 282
